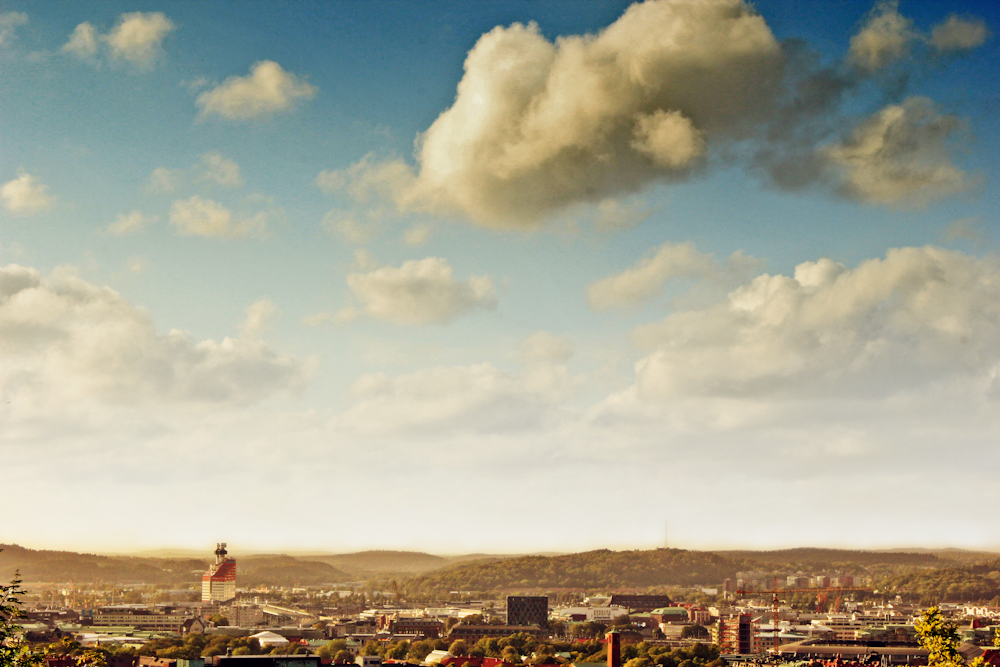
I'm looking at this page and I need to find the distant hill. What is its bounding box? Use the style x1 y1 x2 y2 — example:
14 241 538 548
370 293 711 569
400 547 1000 597
237 555 352 586
716 548 945 569
879 559 1000 603
0 544 349 587
0 544 207 585
308 551 450 575
401 548 746 595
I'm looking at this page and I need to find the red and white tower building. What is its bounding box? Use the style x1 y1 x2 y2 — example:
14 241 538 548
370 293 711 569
202 543 236 602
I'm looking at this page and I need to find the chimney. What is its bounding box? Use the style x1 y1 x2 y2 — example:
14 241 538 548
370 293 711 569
606 631 621 667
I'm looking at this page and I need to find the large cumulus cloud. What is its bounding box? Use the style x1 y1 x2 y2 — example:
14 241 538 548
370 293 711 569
0 264 314 409
323 0 987 227
629 246 1000 399
333 0 784 227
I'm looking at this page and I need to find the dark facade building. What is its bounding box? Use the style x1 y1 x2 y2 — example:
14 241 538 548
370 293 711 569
606 595 672 613
506 595 548 628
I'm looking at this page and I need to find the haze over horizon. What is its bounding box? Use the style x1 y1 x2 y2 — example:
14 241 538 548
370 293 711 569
2 0 999 556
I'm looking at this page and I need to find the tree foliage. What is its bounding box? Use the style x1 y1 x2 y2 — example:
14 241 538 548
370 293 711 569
1 573 42 667
915 606 983 667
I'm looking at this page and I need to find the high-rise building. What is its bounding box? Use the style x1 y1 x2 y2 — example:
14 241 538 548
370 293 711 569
202 543 237 603
506 595 548 628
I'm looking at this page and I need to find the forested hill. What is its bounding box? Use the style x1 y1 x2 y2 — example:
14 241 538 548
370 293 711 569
717 548 943 570
400 547 998 596
308 551 449 575
879 560 1000 604
401 549 745 595
0 544 350 586
0 543 208 585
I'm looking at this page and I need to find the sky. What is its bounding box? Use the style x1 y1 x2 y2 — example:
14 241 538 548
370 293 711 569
2 0 999 557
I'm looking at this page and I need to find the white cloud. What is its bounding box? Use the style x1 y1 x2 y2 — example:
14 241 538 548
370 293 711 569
588 242 761 310
592 198 652 231
196 61 317 121
822 97 972 206
125 256 146 273
322 209 380 244
315 154 415 203
169 196 267 239
105 12 174 67
930 15 990 52
148 167 181 193
337 0 781 227
62 22 98 59
0 11 28 46
402 224 432 246
148 153 243 192
199 152 243 187
332 332 574 436
0 264 314 408
1 172 52 215
63 13 173 67
629 246 1000 400
329 256 497 326
240 299 277 340
847 1 915 71
103 210 156 236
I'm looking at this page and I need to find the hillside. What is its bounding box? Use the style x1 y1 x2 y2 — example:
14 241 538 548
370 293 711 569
308 551 450 575
0 544 207 585
400 547 1000 597
0 545 350 587
237 555 352 587
879 560 1000 603
717 548 945 570
401 548 746 595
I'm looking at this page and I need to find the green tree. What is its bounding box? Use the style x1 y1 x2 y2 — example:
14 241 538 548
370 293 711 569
449 640 469 657
360 641 382 657
915 607 982 667
501 646 521 664
1 574 42 667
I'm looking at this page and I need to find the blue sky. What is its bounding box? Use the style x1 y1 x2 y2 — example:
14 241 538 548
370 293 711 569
2 0 999 556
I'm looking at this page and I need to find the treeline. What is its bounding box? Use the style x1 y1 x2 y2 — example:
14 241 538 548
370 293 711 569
719 548 943 570
355 632 721 667
400 547 1000 598
0 544 207 585
402 549 745 596
878 560 1000 604
0 545 354 587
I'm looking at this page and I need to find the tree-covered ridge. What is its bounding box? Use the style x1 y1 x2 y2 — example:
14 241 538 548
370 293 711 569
718 548 945 569
879 560 1000 604
237 555 351 587
0 544 207 585
0 545 350 587
308 551 450 575
402 549 746 595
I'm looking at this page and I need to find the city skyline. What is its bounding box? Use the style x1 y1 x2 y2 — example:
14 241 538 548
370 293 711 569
1 0 999 555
